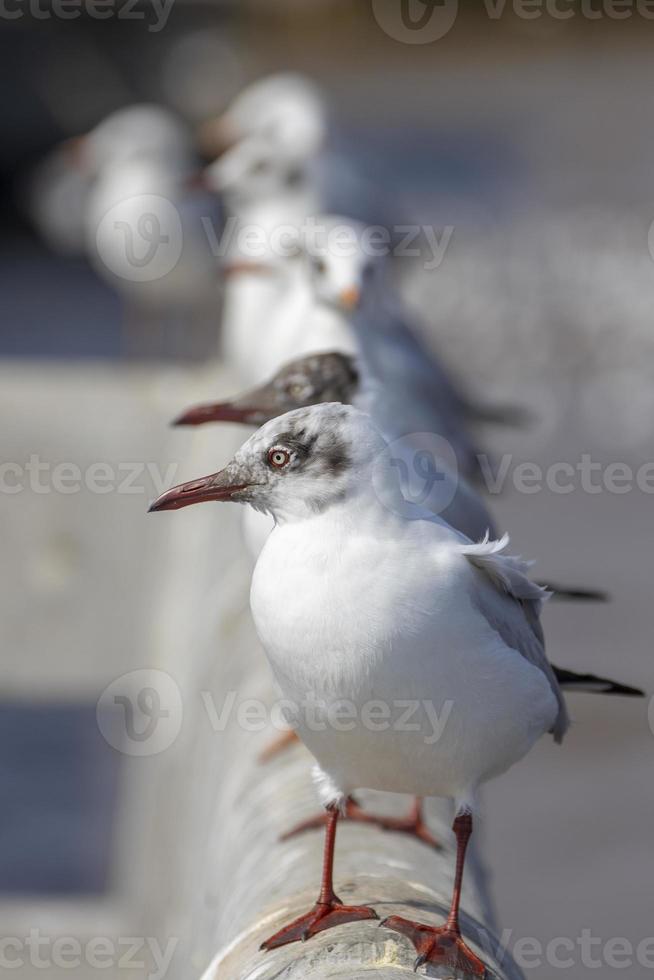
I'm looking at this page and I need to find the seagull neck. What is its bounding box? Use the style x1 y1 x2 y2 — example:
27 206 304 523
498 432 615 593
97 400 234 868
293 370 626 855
268 471 381 530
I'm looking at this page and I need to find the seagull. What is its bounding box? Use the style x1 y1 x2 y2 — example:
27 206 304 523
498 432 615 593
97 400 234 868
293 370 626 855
73 104 219 344
201 74 327 381
300 216 528 482
149 403 643 976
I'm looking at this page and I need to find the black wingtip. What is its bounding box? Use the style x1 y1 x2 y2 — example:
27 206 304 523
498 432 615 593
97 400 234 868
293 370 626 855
553 666 645 697
466 401 536 429
538 581 610 603
601 681 645 698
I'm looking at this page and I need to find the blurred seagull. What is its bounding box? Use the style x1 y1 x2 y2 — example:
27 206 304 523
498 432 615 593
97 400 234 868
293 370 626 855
149 404 642 974
201 74 326 378
300 216 527 480
71 104 219 347
201 73 325 219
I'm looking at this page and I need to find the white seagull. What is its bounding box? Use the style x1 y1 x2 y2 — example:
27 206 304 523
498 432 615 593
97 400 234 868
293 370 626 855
150 403 642 976
201 74 327 380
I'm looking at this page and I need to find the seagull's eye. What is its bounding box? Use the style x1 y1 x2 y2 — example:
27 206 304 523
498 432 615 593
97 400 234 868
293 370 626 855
285 381 312 401
311 256 326 275
251 159 269 175
268 447 291 469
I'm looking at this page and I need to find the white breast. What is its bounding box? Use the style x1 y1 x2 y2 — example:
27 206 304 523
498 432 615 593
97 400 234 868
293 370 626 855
250 511 557 805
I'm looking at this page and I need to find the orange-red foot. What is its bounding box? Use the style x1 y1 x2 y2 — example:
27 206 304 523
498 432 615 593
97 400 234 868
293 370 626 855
258 729 299 763
382 916 488 977
281 798 442 851
261 898 378 950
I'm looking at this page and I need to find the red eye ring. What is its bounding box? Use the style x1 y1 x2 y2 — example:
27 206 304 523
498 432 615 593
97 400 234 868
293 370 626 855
268 447 291 469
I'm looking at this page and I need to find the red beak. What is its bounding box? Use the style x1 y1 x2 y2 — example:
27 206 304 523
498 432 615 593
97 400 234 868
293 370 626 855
186 170 210 191
172 401 269 427
222 260 275 279
148 470 249 512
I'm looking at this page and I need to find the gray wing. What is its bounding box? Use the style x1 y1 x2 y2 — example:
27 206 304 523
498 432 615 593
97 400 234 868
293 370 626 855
463 535 569 742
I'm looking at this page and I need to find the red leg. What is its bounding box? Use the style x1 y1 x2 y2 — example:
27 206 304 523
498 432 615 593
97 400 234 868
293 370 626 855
282 796 442 850
258 729 300 763
261 805 378 951
382 812 488 976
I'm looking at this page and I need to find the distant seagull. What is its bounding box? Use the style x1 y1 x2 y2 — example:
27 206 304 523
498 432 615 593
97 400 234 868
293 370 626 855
150 403 642 975
201 74 326 379
81 104 218 315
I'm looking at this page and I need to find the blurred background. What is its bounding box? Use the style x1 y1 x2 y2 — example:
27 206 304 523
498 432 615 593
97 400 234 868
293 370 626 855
2 3 653 978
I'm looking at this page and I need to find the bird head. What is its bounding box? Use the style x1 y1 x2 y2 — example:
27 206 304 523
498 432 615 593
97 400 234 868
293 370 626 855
303 215 386 314
172 352 360 427
201 73 325 197
151 403 385 522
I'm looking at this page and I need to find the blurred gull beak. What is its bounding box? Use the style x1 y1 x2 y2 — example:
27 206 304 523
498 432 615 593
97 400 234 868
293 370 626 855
172 380 277 427
222 260 275 279
148 469 249 512
339 286 360 311
62 134 87 170
186 169 210 191
197 114 240 159
172 399 269 427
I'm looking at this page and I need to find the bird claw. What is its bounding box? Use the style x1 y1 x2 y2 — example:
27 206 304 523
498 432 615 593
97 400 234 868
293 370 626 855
382 915 488 978
261 900 378 951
